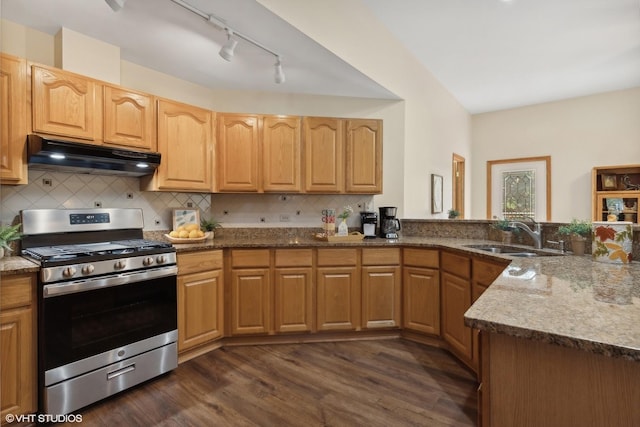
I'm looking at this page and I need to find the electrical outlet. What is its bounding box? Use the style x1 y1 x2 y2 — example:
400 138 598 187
42 178 52 187
187 202 193 208
279 214 290 222
126 193 134 199
279 195 288 201
94 201 102 208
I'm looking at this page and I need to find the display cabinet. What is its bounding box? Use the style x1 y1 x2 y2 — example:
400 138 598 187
592 165 640 224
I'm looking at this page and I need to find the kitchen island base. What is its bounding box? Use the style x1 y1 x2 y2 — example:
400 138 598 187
481 332 640 427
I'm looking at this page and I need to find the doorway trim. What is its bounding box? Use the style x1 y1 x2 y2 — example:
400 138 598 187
452 154 465 218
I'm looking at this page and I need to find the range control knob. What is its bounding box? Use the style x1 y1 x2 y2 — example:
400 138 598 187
81 264 95 275
114 260 126 270
142 257 154 266
156 255 166 264
62 267 77 278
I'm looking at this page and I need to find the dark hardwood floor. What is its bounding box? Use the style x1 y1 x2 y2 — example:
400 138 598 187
61 339 478 426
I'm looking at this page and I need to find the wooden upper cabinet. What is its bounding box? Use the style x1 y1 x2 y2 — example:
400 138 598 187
303 117 344 193
345 119 382 193
147 98 213 192
0 53 28 184
217 114 260 192
262 116 301 192
32 64 98 141
103 85 156 151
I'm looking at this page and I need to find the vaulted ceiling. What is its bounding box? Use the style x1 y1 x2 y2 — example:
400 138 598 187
3 0 639 113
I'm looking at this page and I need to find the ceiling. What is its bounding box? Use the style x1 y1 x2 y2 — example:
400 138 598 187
2 0 639 113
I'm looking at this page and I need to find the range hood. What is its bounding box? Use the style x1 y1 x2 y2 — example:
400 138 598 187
27 134 161 177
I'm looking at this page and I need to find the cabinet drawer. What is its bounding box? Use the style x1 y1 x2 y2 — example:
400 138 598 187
441 251 471 279
403 248 439 268
177 250 223 275
0 274 34 310
362 248 400 265
317 248 358 266
231 249 270 268
473 259 507 283
275 249 312 267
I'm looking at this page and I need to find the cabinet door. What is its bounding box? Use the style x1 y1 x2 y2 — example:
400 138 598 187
177 269 223 352
262 116 301 192
362 265 401 329
0 54 27 184
230 268 270 335
0 274 36 420
441 271 473 360
316 266 360 331
274 267 313 333
303 117 344 193
154 99 213 191
217 114 260 192
32 65 97 140
403 266 440 335
345 119 382 193
103 85 156 151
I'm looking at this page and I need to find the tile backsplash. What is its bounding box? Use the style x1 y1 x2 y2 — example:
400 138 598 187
1 169 373 231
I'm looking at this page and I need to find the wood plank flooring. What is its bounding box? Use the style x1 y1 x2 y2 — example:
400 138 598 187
60 339 478 426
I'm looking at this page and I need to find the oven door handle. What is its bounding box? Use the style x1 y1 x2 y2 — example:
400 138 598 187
43 266 178 298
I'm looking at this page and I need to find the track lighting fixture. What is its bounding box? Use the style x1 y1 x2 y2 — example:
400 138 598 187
274 57 285 84
105 0 127 12
219 29 238 62
169 0 286 84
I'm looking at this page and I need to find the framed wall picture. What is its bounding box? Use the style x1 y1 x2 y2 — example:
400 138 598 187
172 208 200 230
601 174 617 190
431 174 443 214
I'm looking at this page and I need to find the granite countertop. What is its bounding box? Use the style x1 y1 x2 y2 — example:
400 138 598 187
2 235 638 362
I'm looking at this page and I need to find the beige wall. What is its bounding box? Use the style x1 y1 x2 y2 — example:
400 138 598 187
471 87 640 222
257 0 472 218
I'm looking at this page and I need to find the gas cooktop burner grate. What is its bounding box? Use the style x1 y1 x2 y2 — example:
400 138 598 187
23 239 173 262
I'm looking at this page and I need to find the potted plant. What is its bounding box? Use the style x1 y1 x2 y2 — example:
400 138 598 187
447 209 460 219
492 218 519 244
200 217 222 239
337 205 353 236
558 219 591 256
0 223 22 259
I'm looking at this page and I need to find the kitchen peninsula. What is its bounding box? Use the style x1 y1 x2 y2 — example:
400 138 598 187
2 229 639 426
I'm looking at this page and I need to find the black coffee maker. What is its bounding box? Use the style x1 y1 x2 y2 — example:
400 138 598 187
379 206 401 239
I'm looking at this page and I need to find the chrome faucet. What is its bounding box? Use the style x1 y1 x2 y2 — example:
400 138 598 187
508 217 543 249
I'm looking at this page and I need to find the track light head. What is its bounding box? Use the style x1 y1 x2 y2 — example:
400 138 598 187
219 30 237 62
274 57 285 84
105 0 127 12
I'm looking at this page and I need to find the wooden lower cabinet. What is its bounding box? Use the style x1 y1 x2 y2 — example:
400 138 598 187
402 248 440 335
441 251 473 362
0 273 36 422
274 249 313 333
177 250 224 353
316 249 360 331
361 248 401 329
471 258 508 370
230 249 271 335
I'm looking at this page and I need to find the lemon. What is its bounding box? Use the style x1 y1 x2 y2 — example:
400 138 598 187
186 223 199 231
197 230 204 238
178 230 189 238
169 230 179 238
177 225 186 232
188 230 199 238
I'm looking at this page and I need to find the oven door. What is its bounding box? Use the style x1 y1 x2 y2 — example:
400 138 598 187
40 266 178 376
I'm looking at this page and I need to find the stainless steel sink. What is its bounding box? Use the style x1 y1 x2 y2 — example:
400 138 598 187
463 244 564 257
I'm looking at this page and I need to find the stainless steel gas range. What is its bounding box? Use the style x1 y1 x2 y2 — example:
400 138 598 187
20 208 178 416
